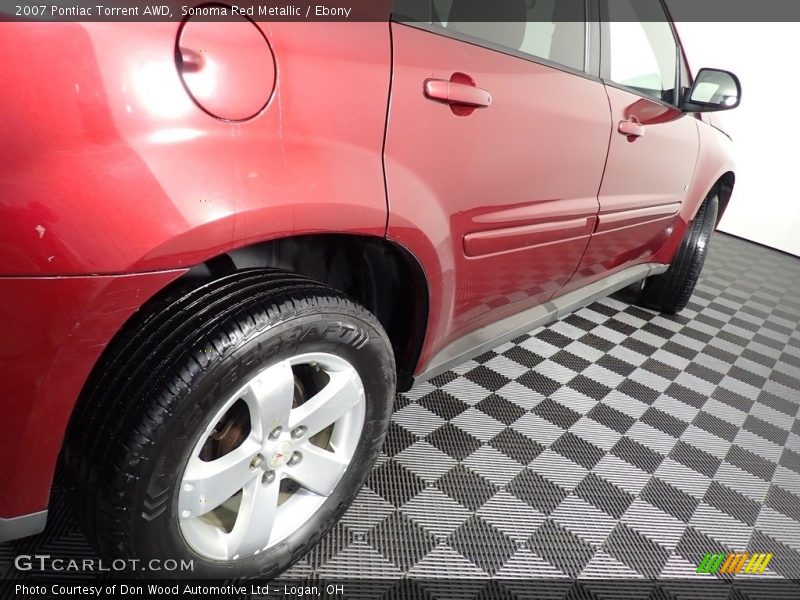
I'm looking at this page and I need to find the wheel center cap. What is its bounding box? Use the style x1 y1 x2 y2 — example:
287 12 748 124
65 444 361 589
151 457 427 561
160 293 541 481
267 441 293 469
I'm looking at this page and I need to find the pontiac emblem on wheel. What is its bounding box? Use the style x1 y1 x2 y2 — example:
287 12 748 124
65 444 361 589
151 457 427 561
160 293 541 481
267 441 293 470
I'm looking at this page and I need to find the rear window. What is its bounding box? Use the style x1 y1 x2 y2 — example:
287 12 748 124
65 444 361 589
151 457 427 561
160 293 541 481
394 0 586 72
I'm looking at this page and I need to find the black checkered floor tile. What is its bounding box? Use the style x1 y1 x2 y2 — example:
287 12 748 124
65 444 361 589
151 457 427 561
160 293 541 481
2 233 799 589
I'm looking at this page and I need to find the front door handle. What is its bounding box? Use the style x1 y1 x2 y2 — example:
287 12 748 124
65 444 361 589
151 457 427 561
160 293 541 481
619 117 645 138
424 73 492 116
424 79 492 108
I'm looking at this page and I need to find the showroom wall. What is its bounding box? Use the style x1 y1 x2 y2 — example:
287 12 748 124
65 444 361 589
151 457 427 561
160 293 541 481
675 22 800 257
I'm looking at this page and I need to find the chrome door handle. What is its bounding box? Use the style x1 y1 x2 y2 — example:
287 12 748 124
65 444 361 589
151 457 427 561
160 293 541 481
619 117 645 138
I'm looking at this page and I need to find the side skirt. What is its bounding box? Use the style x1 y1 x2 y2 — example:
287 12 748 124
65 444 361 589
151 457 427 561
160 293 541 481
414 262 668 385
0 510 47 543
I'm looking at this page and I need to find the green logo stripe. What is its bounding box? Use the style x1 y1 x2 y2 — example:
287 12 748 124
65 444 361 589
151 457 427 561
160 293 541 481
697 553 727 574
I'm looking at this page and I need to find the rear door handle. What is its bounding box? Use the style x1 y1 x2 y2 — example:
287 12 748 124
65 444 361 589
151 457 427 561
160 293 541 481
618 117 645 138
424 77 492 109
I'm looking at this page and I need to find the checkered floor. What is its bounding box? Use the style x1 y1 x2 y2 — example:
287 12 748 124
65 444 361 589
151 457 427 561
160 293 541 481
2 233 799 590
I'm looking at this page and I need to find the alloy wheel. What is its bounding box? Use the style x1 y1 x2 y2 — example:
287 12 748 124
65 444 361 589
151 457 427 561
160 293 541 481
178 352 366 560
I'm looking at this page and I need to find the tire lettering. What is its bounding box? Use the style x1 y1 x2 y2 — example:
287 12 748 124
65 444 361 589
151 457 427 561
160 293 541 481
219 362 240 390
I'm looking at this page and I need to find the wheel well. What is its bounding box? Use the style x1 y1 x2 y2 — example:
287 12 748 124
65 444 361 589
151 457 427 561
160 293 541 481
179 234 428 391
715 171 735 224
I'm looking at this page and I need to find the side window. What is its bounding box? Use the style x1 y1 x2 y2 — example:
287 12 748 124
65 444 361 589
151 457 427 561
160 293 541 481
394 0 586 72
604 0 678 103
517 0 585 71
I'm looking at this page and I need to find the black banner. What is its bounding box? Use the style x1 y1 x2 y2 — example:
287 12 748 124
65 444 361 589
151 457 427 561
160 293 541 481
3 578 800 599
4 0 800 22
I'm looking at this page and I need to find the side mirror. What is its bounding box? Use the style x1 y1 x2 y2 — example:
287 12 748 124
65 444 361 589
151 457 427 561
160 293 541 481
683 68 741 112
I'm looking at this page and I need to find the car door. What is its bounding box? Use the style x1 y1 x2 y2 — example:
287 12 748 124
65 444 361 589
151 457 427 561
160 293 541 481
385 0 612 355
567 0 700 288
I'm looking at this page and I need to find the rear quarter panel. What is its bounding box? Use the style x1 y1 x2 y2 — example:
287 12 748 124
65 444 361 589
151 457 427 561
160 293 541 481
0 22 391 276
0 20 392 516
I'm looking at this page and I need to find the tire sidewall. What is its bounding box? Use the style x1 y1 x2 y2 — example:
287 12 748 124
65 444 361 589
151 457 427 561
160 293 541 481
678 194 719 288
640 194 719 313
127 308 394 578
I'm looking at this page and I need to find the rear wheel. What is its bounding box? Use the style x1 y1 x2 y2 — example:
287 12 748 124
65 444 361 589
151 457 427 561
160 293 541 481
639 194 719 314
64 269 395 578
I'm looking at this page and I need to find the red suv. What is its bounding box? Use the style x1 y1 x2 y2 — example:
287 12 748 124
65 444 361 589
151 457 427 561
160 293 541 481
0 0 739 579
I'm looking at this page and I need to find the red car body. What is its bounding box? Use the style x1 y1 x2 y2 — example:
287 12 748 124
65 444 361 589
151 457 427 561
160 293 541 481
0 11 735 534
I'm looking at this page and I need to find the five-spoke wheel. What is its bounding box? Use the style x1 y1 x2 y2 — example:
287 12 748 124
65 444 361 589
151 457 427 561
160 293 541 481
179 353 366 560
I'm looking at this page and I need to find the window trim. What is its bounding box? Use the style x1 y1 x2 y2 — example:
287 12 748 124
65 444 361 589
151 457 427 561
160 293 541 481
391 1 600 82
586 0 602 77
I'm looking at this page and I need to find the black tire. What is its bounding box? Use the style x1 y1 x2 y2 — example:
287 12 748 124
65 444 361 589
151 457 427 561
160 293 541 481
639 194 719 314
62 268 395 578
